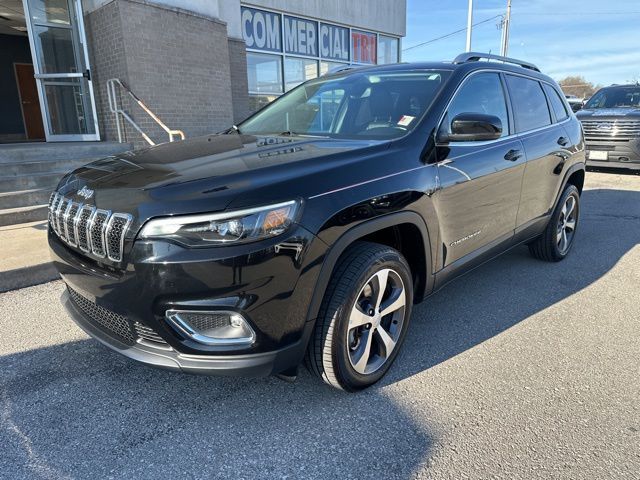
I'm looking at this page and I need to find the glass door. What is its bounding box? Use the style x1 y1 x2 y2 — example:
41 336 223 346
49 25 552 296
23 0 100 141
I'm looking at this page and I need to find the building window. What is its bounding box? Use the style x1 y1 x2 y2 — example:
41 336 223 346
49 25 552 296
248 95 279 113
351 30 377 64
320 61 349 75
284 57 318 91
247 52 283 94
378 35 399 64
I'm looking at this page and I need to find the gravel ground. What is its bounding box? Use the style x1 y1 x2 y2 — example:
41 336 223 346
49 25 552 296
1 171 639 479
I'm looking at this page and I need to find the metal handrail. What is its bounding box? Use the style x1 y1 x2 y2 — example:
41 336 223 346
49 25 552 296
106 78 185 145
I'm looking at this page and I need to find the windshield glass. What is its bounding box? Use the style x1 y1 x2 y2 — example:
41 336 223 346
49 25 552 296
239 70 451 139
585 87 640 109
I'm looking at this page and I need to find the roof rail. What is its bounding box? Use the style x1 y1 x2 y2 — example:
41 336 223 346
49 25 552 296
453 52 540 72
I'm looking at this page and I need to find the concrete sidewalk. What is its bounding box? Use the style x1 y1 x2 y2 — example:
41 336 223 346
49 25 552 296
0 220 58 292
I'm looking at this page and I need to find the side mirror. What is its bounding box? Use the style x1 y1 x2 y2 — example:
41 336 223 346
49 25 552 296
439 113 503 142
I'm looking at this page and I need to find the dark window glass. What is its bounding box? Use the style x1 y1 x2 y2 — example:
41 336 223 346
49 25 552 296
543 84 569 122
445 73 509 137
506 75 552 132
584 86 640 109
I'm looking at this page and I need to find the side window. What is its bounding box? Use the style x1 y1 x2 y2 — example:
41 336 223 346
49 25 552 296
543 83 569 122
445 73 509 137
506 75 552 132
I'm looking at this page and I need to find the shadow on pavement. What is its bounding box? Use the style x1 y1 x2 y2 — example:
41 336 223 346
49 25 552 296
385 186 640 385
1 186 638 479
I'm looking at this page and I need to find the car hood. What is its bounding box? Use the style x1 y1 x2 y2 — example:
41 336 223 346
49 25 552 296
55 133 390 225
576 108 640 119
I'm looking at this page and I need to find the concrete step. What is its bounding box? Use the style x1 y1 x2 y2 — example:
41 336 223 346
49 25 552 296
1 157 93 176
0 204 48 227
0 171 66 193
0 220 59 292
0 141 132 163
0 189 52 209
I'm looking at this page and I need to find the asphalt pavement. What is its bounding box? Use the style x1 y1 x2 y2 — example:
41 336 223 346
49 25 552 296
1 171 639 479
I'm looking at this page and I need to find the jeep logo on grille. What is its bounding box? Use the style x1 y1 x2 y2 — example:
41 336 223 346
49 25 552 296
77 186 94 200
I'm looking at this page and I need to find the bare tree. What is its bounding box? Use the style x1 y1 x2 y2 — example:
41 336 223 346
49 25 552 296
557 76 600 99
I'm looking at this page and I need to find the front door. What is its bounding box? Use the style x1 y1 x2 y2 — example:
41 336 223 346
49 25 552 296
23 0 100 141
434 72 526 267
15 63 45 140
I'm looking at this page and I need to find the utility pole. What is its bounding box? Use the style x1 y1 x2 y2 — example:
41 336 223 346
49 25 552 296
500 0 512 56
466 0 473 52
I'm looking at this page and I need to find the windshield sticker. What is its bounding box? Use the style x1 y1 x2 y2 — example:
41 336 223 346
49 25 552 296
397 115 415 127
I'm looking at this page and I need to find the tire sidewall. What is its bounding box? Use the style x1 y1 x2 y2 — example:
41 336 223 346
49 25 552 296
331 251 413 391
551 185 580 259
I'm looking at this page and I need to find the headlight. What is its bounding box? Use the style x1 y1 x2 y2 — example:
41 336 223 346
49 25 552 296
139 200 299 247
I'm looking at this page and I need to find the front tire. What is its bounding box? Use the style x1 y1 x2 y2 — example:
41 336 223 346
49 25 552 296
305 242 413 391
529 184 580 262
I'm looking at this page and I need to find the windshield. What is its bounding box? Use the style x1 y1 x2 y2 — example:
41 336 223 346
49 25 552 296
585 87 640 109
238 70 451 139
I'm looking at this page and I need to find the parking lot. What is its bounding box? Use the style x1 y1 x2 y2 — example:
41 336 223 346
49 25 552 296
0 171 638 479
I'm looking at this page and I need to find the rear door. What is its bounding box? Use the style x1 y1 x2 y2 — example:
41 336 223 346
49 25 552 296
434 72 526 267
506 75 571 226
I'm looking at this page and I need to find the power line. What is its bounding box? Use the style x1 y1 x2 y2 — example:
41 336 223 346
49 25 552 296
402 15 502 52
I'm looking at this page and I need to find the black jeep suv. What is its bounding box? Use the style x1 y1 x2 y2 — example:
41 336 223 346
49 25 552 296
576 84 640 170
49 53 585 391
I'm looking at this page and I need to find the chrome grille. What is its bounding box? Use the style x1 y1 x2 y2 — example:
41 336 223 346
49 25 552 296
48 192 133 263
581 119 640 140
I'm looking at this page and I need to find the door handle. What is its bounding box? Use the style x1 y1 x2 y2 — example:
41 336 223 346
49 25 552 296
504 149 522 161
557 136 569 147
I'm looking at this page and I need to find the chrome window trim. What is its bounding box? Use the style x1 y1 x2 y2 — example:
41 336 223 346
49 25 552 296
105 213 133 262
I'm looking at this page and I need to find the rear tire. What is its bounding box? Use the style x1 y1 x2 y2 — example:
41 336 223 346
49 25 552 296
528 184 580 262
305 242 413 391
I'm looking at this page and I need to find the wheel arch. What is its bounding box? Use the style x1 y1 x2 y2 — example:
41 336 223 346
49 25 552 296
552 162 586 212
305 211 433 324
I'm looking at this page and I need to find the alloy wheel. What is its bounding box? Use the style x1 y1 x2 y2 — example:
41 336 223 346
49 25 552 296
347 268 406 375
557 194 578 254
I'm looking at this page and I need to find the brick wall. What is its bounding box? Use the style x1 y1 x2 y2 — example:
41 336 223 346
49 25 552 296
85 0 236 147
227 37 249 123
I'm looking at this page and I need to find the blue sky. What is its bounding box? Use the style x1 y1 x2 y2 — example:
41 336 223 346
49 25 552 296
402 0 640 86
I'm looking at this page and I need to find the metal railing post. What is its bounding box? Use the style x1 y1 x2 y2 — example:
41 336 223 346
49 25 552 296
106 78 185 145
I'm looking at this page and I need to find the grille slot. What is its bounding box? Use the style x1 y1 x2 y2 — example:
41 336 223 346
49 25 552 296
89 209 110 258
133 322 168 345
48 192 132 263
106 213 132 262
64 202 80 246
68 287 136 345
57 198 71 240
75 205 95 252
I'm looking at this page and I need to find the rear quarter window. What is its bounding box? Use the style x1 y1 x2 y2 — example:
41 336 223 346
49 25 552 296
543 83 569 122
506 75 552 132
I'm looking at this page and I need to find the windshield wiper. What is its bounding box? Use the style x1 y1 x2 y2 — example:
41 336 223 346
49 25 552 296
223 124 241 134
279 130 296 136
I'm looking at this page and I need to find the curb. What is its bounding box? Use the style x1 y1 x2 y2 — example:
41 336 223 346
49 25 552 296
0 262 60 292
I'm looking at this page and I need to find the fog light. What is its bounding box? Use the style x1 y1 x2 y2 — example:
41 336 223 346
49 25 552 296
165 310 255 346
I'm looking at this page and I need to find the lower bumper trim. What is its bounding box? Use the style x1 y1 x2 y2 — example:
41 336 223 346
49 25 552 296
62 290 308 377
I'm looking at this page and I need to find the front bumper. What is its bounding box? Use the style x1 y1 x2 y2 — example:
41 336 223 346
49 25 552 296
63 289 309 376
585 138 640 170
50 224 325 376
